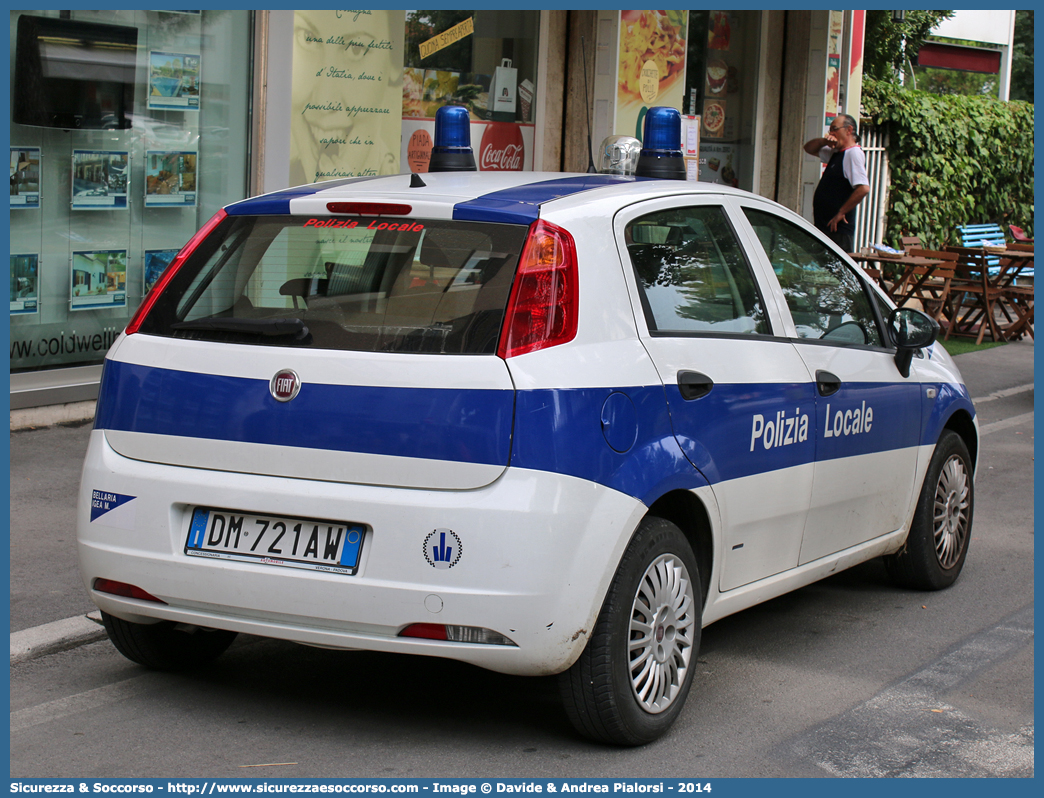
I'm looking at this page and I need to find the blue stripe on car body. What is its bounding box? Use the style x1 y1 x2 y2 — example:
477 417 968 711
94 360 514 468
94 359 973 505
453 175 656 224
921 380 976 447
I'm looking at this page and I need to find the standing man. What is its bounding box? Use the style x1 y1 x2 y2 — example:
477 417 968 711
804 114 870 253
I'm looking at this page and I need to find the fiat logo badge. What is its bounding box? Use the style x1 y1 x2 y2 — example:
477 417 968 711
270 369 301 402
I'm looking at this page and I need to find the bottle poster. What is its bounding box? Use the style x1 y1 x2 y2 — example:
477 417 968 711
71 249 127 311
290 10 406 184
10 147 41 209
71 151 129 211
825 10 844 124
615 10 688 142
145 151 198 207
11 253 39 315
148 52 201 111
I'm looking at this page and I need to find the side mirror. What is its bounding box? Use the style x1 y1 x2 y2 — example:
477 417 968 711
888 307 939 378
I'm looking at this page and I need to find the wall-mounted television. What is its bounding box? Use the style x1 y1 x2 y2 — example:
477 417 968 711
13 15 138 130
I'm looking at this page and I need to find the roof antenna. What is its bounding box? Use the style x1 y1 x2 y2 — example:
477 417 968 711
580 35 596 173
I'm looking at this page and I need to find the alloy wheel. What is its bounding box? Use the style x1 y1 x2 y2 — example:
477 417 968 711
934 454 970 569
628 553 696 713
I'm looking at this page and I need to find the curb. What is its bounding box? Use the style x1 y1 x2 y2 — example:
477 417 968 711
10 400 96 431
11 611 107 664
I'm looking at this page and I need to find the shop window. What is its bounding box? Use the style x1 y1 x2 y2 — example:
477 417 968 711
9 9 252 374
402 10 539 124
399 10 540 174
684 11 761 191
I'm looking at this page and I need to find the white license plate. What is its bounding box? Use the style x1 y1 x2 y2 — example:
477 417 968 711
185 508 364 575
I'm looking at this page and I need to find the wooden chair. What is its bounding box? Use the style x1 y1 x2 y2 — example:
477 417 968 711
993 248 1034 339
900 235 923 253
942 246 1004 344
892 248 957 322
956 224 1006 273
997 274 1034 340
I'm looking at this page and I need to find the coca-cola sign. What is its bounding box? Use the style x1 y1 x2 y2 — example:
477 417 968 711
479 122 525 171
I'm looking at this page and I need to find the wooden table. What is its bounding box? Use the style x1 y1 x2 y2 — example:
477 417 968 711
944 246 1034 342
847 252 945 303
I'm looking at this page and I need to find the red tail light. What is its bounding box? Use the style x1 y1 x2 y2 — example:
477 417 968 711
497 219 579 359
399 623 448 640
93 578 166 604
124 208 228 335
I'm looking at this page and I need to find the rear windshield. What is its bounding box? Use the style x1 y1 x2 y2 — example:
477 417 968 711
139 215 528 355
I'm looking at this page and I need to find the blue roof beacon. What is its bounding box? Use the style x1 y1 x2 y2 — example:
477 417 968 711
428 105 477 173
635 105 686 181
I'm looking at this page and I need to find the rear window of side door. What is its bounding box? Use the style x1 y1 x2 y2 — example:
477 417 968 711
612 195 817 593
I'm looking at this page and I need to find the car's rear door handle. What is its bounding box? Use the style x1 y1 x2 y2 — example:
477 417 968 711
678 371 714 401
816 370 842 397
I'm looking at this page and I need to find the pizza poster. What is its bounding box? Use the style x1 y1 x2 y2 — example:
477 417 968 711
615 10 688 142
702 98 725 139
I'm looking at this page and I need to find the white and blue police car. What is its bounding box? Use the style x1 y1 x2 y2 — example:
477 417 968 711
78 107 977 745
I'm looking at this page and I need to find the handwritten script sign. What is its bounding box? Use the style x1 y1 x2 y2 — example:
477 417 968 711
290 10 405 184
418 17 474 60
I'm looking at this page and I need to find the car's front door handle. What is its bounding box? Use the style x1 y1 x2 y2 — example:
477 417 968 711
678 370 714 401
816 370 842 397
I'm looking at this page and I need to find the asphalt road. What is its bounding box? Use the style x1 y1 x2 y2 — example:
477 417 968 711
9 339 1034 777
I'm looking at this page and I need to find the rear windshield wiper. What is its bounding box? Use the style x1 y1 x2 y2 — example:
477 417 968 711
171 317 308 337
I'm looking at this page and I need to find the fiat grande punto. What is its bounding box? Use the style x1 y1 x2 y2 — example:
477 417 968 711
78 108 976 745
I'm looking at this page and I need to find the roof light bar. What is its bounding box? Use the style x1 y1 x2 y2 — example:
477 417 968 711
635 106 686 180
428 105 477 172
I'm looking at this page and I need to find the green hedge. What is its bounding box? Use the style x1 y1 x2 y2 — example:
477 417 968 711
862 79 1034 249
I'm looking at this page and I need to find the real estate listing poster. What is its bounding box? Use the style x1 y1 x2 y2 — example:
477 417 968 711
11 253 39 315
143 249 179 294
10 147 41 209
71 150 129 211
145 150 198 206
148 51 201 111
71 249 127 311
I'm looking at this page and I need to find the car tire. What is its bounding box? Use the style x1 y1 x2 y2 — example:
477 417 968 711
885 429 973 590
559 516 701 746
102 612 238 671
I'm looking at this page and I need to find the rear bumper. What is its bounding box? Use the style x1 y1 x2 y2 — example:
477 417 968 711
77 430 646 675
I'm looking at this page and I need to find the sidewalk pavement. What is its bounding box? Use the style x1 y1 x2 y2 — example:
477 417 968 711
8 338 1033 662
